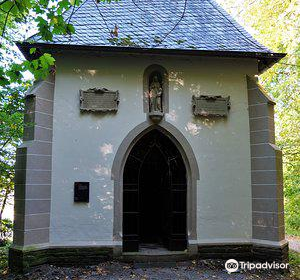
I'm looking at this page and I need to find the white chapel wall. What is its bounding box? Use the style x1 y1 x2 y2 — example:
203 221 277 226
49 53 257 246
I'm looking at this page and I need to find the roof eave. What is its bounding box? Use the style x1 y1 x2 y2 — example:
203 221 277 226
17 42 286 74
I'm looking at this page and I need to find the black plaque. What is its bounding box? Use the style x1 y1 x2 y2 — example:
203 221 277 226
192 95 230 117
80 88 119 112
74 182 89 202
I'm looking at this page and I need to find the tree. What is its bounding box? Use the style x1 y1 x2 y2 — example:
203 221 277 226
0 85 26 244
220 0 300 235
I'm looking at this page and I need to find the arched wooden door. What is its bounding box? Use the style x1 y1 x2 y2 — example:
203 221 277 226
123 129 187 252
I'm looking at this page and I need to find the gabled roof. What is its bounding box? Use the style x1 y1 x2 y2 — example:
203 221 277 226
18 0 285 72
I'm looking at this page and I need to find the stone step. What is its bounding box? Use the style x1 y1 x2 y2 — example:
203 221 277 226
118 253 194 263
133 261 177 269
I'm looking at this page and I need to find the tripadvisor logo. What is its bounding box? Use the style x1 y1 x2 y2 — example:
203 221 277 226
225 259 289 273
225 259 239 273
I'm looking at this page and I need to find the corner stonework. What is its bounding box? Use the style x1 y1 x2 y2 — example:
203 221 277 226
247 76 288 261
9 74 55 271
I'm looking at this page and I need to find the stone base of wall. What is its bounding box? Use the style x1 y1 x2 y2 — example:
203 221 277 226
198 244 253 260
252 243 289 262
198 243 288 262
9 247 113 273
9 243 288 273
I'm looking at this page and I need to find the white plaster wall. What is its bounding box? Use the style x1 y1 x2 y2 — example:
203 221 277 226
50 53 257 245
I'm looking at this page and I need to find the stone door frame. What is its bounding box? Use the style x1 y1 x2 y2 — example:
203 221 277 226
111 120 200 255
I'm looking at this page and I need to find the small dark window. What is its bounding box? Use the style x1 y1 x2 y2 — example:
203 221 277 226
74 182 89 203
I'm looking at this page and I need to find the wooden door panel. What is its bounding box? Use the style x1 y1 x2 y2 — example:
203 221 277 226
167 158 187 251
123 212 139 234
123 190 139 212
171 190 186 212
123 235 139 252
171 213 186 234
123 211 139 252
123 180 139 252
123 130 187 252
167 238 187 251
169 159 186 184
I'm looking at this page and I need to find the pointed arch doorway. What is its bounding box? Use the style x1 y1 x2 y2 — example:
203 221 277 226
123 129 187 252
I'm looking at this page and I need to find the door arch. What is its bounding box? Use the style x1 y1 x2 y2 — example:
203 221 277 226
123 129 187 252
111 121 199 254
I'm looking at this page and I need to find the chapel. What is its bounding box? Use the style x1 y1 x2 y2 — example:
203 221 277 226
10 0 287 271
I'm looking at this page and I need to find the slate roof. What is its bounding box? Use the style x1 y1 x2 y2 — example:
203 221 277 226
29 0 271 53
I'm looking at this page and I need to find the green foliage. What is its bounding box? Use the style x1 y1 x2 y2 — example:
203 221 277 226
0 241 11 275
0 0 118 83
0 219 12 245
0 0 79 83
108 35 140 47
290 250 300 266
289 250 300 279
221 0 300 237
0 85 27 244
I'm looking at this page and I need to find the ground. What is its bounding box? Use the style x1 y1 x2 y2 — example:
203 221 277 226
1 240 300 279
1 258 300 280
288 236 300 253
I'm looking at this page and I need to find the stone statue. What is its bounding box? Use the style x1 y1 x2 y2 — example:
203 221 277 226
149 75 163 112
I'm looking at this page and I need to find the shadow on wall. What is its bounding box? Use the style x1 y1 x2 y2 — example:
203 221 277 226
185 117 227 136
168 70 229 135
71 67 229 137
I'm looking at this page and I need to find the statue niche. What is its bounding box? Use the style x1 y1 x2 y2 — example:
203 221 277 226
149 72 163 113
143 65 168 123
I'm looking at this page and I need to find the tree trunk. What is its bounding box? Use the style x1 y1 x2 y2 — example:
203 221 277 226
0 185 9 241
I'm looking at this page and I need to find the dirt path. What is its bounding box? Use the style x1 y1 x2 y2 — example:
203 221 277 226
287 235 300 253
2 260 298 280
